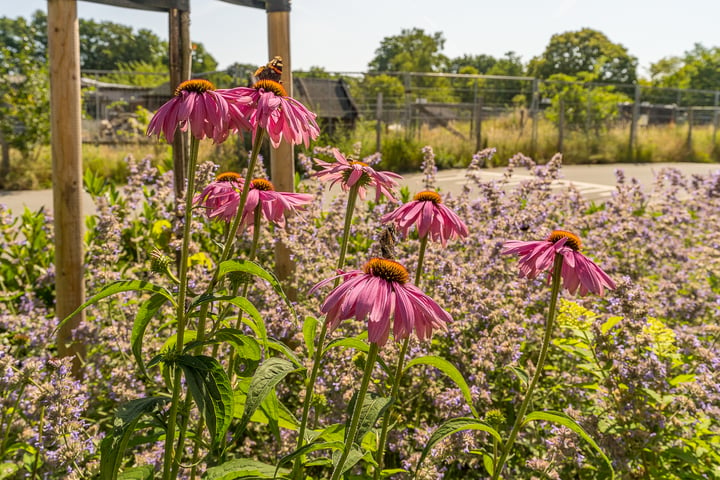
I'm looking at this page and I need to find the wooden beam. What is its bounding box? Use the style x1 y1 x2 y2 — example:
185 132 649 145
48 0 86 373
169 8 192 199
266 6 295 289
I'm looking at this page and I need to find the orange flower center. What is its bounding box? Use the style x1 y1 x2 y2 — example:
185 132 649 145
413 190 442 203
350 161 369 167
253 79 287 97
250 178 275 191
216 172 242 182
175 79 215 96
363 258 409 284
547 230 582 251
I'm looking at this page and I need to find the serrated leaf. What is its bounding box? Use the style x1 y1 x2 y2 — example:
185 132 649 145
117 465 154 480
218 260 296 324
100 397 169 480
345 392 392 446
233 382 299 430
416 417 501 475
176 355 233 445
522 410 614 478
55 280 176 333
323 337 369 355
202 458 286 479
236 358 299 436
267 338 303 368
131 293 169 376
332 446 369 477
302 315 319 357
404 356 479 417
210 329 262 376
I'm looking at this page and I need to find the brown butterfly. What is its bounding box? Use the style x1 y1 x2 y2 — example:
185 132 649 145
254 56 283 83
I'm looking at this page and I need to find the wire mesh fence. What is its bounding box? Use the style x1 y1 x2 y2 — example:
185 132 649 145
80 69 720 163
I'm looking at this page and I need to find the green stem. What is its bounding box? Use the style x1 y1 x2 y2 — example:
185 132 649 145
492 253 564 480
162 136 200 480
373 235 428 479
330 342 379 480
0 381 27 457
291 183 361 479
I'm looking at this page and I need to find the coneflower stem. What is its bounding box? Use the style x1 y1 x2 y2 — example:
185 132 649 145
492 253 564 480
330 342 379 480
292 183 361 479
162 136 199 480
374 235 429 478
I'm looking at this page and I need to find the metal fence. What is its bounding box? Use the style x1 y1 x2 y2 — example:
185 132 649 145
80 70 720 162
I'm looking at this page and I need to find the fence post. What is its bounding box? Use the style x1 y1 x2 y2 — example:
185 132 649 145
713 92 719 152
474 94 483 152
48 0 86 375
530 78 539 157
686 107 694 150
629 83 641 159
557 95 565 153
375 92 383 153
404 72 411 140
168 8 191 200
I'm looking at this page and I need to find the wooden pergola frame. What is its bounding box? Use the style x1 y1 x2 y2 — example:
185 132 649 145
49 0 294 370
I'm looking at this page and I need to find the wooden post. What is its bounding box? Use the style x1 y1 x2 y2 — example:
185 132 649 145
713 92 719 150
557 95 565 153
266 0 295 289
474 94 483 152
530 78 539 157
686 107 694 149
629 84 641 159
375 92 383 153
169 8 191 199
48 0 86 373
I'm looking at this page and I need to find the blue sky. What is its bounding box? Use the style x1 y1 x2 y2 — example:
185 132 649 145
3 0 719 78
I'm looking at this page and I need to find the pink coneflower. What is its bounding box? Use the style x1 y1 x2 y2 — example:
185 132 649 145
224 79 320 148
147 79 250 144
310 258 451 346
240 178 313 229
313 148 402 202
502 230 616 296
194 172 243 222
381 190 468 246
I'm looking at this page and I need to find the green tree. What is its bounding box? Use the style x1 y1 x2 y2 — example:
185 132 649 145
0 21 50 177
541 72 630 132
529 28 637 85
353 73 405 107
190 42 219 75
79 18 165 71
651 44 720 92
447 54 497 74
368 28 448 73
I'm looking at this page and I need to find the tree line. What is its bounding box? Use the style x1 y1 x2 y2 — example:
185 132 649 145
1 12 719 172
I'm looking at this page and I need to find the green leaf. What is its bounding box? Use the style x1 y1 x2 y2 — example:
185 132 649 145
380 468 409 477
218 260 296 323
117 465 154 480
601 316 622 334
190 295 266 345
323 337 370 355
55 280 176 333
522 410 614 478
505 365 529 387
332 446 370 477
415 417 501 475
210 329 262 376
404 355 479 417
236 358 299 436
302 315 319 357
131 293 169 376
0 463 19 480
274 440 345 477
267 338 304 368
346 392 392 446
176 355 233 445
482 453 494 476
100 397 169 480
669 373 696 386
233 382 299 431
202 458 286 479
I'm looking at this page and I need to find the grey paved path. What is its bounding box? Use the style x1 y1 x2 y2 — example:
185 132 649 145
1 162 718 217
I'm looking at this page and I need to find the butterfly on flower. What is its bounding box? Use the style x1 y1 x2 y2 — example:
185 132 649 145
254 56 283 83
